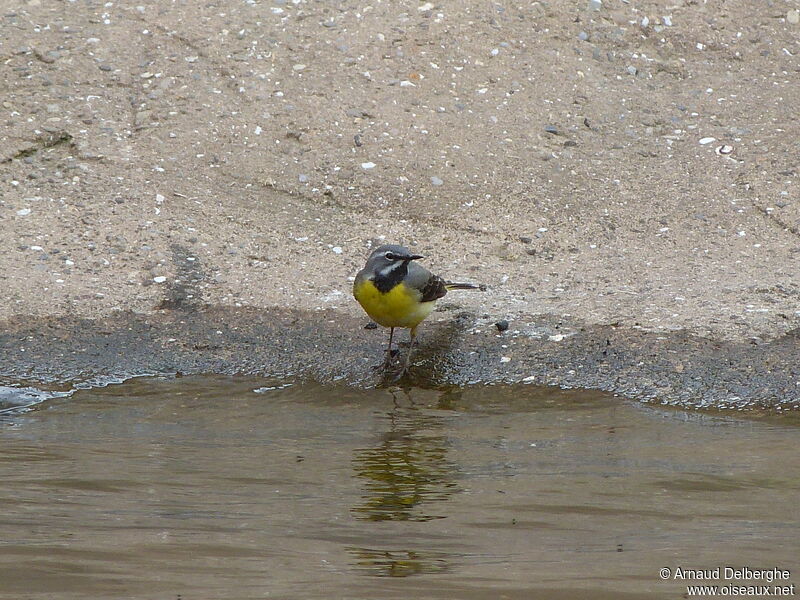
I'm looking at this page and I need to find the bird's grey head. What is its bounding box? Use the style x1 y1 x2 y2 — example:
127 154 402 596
365 244 424 279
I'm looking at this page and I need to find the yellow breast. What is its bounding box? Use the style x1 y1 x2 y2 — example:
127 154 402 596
353 279 436 329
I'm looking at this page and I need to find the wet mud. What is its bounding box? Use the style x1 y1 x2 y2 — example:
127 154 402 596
1 307 797 411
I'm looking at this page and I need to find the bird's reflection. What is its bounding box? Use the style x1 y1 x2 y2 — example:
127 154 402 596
351 386 462 522
345 546 451 577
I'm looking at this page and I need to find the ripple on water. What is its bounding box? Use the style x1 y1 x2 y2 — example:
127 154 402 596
0 376 798 598
0 385 72 416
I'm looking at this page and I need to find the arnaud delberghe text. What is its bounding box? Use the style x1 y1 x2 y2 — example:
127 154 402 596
674 567 791 582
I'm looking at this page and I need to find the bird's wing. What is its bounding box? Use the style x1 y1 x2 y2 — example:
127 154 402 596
406 262 447 302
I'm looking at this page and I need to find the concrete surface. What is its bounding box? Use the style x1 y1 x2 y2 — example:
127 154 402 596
1 0 799 408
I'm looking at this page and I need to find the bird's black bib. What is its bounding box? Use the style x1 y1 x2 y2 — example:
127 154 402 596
372 262 409 293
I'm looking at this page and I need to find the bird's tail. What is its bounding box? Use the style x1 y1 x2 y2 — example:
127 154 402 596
445 281 487 291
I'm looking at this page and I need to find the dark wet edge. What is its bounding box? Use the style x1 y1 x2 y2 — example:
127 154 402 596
0 306 798 412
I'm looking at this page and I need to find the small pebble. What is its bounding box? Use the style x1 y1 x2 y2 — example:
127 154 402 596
292 64 306 71
662 15 672 26
298 174 309 183
500 356 511 363
364 322 378 330
331 246 343 254
715 145 734 155
544 125 558 134
699 137 716 145
418 2 434 11
587 0 602 10
578 31 589 41
788 9 800 24
430 176 443 186
495 319 509 332
627 65 637 75
361 162 376 169
16 208 31 216
153 276 167 283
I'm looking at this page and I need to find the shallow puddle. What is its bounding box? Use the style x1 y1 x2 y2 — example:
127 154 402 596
1 377 798 599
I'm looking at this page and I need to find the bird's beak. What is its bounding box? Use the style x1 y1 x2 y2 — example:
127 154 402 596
405 254 424 261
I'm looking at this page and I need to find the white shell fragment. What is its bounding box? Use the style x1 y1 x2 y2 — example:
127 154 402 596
715 145 734 155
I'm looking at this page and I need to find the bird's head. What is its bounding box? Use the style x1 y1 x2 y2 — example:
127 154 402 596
365 244 424 278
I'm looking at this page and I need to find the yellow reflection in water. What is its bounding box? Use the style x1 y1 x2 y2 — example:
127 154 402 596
346 547 452 577
351 387 462 522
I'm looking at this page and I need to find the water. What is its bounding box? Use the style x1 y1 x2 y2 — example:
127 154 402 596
1 376 798 599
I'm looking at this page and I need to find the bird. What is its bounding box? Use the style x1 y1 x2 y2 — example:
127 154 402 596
353 244 483 376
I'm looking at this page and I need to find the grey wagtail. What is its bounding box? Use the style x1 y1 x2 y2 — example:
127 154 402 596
353 244 483 375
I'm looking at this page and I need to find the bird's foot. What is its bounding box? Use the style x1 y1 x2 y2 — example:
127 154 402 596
391 354 416 382
372 348 399 370
391 367 409 382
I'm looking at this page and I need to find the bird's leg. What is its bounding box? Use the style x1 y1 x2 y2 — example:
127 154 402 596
382 327 395 368
398 326 417 378
372 328 397 371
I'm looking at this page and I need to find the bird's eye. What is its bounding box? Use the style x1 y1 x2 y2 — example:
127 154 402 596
385 252 396 260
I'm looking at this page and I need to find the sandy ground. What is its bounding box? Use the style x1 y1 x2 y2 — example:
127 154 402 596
1 0 799 406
